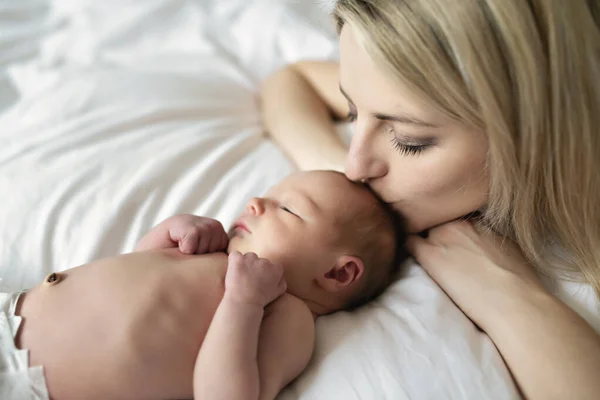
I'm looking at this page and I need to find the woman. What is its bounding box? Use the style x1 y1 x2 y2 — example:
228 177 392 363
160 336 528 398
260 1 600 399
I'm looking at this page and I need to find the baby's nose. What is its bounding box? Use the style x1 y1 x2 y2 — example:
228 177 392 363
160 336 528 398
247 197 265 216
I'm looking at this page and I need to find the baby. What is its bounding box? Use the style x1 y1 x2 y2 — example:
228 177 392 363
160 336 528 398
6 170 406 400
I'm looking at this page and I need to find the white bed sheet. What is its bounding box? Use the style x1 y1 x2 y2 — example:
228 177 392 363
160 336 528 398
0 1 523 399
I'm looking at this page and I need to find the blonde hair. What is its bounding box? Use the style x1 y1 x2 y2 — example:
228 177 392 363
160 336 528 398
334 0 600 295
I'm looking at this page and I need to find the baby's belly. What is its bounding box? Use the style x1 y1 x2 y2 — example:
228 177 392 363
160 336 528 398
17 249 228 400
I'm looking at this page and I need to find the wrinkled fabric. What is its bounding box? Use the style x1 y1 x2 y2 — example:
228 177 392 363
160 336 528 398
0 291 49 400
2 1 594 399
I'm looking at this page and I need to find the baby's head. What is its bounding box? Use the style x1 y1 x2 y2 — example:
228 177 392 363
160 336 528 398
228 171 407 315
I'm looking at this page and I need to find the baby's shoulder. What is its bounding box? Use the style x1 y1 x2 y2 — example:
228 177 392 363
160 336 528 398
256 297 315 393
260 294 315 365
267 293 313 321
264 294 315 343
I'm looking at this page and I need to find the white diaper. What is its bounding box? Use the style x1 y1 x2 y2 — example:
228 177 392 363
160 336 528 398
0 290 49 400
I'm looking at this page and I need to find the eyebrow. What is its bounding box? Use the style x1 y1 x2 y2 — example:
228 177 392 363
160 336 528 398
289 190 320 218
339 84 438 128
297 191 320 216
273 188 319 220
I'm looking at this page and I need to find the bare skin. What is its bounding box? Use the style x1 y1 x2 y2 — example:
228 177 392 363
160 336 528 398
15 171 385 400
17 249 228 400
260 39 600 398
18 248 315 400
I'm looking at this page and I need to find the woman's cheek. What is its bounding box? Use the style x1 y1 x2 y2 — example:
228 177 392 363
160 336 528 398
391 154 452 198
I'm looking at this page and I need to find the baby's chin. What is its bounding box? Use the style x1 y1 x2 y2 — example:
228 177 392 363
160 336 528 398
226 235 255 256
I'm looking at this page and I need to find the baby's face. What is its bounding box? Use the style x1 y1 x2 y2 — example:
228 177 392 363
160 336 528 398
228 171 373 291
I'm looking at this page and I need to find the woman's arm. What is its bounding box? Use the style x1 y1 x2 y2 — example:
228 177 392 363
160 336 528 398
260 61 349 171
489 282 600 400
408 221 600 400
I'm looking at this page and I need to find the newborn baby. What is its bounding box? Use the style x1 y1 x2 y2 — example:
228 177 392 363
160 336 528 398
9 171 406 400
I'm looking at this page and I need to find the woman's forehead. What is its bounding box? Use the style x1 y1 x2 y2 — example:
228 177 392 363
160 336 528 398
339 25 404 107
339 24 444 126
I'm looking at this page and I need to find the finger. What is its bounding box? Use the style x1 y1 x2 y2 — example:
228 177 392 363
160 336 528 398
197 233 211 254
219 231 230 252
260 259 278 273
216 222 227 238
278 276 287 294
244 252 259 261
406 235 440 270
257 257 271 266
273 261 285 277
220 232 229 252
207 233 222 253
406 234 430 260
428 220 476 246
178 231 199 254
228 251 242 264
407 236 452 288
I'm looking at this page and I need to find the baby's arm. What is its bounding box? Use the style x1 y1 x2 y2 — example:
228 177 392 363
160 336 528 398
134 214 228 254
194 252 314 400
255 294 315 399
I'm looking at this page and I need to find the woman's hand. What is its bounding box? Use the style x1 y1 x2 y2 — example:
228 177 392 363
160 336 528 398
408 220 600 400
407 220 545 330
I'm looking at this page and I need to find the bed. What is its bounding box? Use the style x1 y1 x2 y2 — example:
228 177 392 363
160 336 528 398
0 1 521 398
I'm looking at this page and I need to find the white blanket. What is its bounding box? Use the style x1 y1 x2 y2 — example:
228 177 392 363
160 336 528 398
0 1 527 398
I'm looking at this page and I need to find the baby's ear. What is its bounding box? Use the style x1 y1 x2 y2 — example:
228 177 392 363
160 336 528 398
321 255 365 293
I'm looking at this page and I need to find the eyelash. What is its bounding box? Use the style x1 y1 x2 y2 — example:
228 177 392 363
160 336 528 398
346 112 429 156
390 137 428 156
281 206 295 215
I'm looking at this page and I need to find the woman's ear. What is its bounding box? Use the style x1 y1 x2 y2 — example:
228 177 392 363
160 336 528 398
320 255 365 293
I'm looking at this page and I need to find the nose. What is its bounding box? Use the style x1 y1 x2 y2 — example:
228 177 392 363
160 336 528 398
345 127 388 183
246 197 265 216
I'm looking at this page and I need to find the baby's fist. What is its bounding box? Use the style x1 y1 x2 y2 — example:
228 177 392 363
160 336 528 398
225 252 287 307
163 214 228 254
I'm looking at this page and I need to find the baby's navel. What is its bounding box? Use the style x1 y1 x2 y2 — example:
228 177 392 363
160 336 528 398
43 272 62 286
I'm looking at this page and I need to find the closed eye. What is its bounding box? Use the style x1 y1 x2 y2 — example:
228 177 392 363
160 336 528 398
281 206 295 215
280 205 302 219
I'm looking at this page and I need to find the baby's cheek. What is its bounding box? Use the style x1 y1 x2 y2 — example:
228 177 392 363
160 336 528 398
258 239 297 266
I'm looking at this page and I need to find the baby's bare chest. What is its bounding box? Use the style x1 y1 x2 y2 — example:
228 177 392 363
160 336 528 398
19 250 228 399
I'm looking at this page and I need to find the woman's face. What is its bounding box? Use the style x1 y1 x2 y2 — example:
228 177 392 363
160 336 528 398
339 25 490 233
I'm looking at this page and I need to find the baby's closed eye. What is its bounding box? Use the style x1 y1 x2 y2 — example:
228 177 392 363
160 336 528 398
280 205 302 219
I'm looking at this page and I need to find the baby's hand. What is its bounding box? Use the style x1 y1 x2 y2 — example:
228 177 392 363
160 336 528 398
135 214 228 254
168 214 228 254
225 252 287 307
